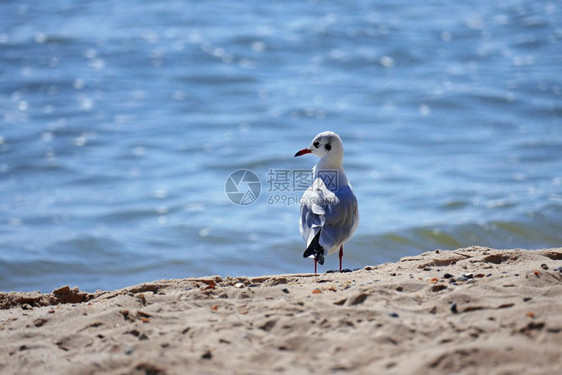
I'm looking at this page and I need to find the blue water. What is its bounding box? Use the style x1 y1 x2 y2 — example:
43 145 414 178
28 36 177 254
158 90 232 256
1 1 561 292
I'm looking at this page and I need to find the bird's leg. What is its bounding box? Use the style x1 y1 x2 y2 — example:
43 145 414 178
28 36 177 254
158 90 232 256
339 245 343 271
314 258 318 274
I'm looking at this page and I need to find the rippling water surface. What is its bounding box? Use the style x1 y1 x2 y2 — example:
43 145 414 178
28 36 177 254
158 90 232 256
1 1 561 292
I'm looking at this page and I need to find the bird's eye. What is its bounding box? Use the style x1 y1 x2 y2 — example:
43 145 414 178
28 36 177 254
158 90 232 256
325 144 331 151
313 141 320 148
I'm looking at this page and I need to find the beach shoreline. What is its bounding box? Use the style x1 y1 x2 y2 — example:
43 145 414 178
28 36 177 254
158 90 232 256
1 246 561 374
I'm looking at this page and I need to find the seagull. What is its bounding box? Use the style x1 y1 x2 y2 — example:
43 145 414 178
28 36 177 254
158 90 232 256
294 131 359 273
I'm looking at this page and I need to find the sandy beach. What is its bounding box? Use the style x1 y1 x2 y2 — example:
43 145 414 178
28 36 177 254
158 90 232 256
1 246 561 374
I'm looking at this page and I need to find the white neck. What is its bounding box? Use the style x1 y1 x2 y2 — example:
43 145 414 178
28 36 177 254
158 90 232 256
313 155 349 187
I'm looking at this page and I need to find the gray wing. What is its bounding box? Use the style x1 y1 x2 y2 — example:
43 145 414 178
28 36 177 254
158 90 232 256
300 178 358 255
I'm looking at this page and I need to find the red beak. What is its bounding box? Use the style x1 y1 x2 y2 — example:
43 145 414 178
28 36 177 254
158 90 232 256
294 148 312 157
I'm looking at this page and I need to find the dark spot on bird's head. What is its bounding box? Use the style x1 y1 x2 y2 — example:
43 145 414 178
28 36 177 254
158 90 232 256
325 144 331 151
313 141 320 148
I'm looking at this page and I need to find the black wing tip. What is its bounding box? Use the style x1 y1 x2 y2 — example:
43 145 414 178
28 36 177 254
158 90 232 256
303 230 325 265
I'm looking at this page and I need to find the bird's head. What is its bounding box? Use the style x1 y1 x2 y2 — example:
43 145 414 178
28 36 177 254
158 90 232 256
294 131 344 161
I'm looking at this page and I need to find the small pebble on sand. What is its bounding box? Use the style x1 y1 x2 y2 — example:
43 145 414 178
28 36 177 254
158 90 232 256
201 350 213 360
450 302 458 314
